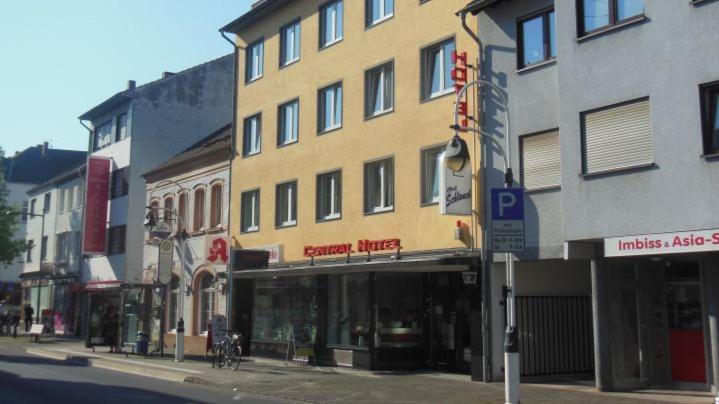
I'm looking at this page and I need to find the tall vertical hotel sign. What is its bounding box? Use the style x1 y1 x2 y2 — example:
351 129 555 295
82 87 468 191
83 156 111 254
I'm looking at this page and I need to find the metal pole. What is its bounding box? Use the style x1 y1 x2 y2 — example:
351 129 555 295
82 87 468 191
452 80 519 403
176 234 185 362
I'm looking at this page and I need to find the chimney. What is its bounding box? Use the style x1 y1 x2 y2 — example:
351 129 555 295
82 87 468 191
42 142 49 156
162 72 175 79
127 80 136 91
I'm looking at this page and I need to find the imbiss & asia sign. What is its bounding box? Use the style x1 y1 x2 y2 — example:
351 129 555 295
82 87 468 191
604 228 719 257
304 238 401 258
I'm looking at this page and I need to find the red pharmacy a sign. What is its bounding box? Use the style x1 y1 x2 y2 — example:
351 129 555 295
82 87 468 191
83 156 111 254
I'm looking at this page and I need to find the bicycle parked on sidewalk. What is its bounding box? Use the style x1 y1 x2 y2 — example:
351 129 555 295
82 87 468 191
210 331 243 371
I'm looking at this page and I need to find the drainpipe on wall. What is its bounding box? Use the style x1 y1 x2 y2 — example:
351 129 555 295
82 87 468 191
459 9 492 383
219 29 241 332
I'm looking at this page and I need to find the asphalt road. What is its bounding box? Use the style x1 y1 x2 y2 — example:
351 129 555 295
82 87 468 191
0 346 282 404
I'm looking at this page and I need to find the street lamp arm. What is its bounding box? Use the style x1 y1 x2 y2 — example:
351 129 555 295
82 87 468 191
453 79 511 176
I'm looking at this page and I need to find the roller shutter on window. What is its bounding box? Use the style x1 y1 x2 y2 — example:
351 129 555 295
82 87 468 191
582 98 653 174
522 130 561 190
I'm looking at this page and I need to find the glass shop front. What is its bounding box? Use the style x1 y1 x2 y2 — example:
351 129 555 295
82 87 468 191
236 268 476 371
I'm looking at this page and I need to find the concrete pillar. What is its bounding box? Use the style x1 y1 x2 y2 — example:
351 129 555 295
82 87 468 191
705 255 719 395
591 258 613 391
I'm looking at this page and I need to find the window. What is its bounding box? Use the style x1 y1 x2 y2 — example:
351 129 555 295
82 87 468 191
177 192 188 233
367 0 393 27
26 240 34 262
93 121 113 151
55 232 69 262
327 274 370 347
30 199 36 215
422 39 455 100
700 81 719 155
245 39 264 82
193 188 205 231
521 130 561 190
581 98 653 175
320 0 343 48
364 158 394 213
21 201 28 223
241 189 260 232
278 99 299 146
107 225 126 255
579 0 645 36
374 273 423 348
518 9 556 69
110 167 129 199
252 277 319 343
210 183 223 228
317 170 341 221
318 82 342 133
40 236 48 261
43 193 51 213
275 181 297 228
365 62 394 118
75 184 84 208
163 196 174 225
58 189 65 213
168 276 180 329
149 200 160 227
115 113 128 141
199 274 216 334
280 21 301 67
243 114 262 156
66 187 74 211
421 146 443 204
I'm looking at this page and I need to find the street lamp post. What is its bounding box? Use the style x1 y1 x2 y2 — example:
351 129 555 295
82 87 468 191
145 179 189 362
445 79 520 404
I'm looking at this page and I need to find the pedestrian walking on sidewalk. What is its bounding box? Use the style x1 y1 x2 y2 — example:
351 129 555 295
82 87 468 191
10 311 19 338
23 304 34 333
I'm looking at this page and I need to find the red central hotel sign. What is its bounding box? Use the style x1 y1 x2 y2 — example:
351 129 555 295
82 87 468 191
304 238 402 258
83 156 111 255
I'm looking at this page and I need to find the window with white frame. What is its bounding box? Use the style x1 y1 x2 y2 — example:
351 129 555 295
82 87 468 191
278 99 299 145
317 170 341 221
210 183 223 228
280 21 301 67
243 114 261 156
177 192 188 233
66 187 74 211
367 0 393 27
581 98 653 175
365 62 394 118
364 158 394 213
116 113 128 141
319 82 342 133
245 39 264 82
93 120 113 151
421 146 444 204
164 196 174 225
58 189 65 212
320 0 343 48
521 130 561 191
241 189 260 232
199 274 216 333
422 38 455 100
276 181 297 227
193 188 205 231
55 232 69 262
75 184 83 208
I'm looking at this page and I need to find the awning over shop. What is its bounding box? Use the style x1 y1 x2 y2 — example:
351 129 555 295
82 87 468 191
233 252 480 279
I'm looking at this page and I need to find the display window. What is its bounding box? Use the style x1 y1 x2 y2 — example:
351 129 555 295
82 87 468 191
252 276 319 344
327 273 370 347
374 273 423 348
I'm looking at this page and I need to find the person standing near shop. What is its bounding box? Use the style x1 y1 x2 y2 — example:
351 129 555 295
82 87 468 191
23 303 34 333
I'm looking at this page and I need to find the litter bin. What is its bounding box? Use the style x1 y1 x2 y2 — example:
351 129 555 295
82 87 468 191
136 331 149 355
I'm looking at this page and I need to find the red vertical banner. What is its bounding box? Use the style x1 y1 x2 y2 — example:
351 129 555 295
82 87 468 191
83 156 111 254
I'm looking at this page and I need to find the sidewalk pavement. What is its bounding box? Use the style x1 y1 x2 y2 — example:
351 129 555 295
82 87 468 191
5 337 714 404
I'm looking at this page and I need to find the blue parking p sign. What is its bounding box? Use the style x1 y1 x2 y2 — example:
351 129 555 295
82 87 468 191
491 188 525 252
491 188 524 220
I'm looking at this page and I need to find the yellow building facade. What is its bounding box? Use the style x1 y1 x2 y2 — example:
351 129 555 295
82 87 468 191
223 0 481 371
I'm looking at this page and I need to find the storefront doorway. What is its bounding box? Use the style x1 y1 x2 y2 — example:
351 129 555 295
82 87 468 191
424 272 471 371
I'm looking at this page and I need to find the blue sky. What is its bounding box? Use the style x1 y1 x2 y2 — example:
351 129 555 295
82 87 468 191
0 0 251 155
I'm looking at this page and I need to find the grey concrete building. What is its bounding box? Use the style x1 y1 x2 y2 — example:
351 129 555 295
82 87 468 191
461 0 719 394
77 54 233 347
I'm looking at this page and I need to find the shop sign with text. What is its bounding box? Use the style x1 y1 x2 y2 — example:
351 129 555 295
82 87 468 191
304 238 401 258
439 152 472 216
604 228 719 257
83 156 111 254
206 236 231 266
